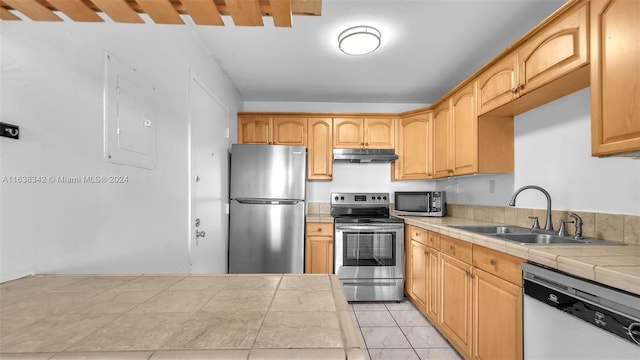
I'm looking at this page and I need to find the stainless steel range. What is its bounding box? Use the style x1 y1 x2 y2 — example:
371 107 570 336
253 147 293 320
331 192 405 301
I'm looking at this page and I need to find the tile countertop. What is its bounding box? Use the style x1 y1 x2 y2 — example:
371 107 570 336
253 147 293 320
399 215 640 296
0 274 365 360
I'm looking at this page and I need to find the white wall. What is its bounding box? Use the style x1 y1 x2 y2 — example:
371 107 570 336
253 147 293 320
0 17 241 282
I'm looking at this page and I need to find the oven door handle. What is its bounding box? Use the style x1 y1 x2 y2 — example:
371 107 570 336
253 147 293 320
336 225 403 231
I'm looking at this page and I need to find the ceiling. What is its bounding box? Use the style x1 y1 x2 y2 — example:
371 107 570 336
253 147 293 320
190 0 567 104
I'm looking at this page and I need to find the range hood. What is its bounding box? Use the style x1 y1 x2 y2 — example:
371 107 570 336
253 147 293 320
333 148 398 163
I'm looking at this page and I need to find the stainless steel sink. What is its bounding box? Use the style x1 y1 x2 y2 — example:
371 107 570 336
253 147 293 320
452 225 623 246
452 225 531 234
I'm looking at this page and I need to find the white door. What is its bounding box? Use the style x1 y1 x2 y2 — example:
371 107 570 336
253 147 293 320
189 72 228 273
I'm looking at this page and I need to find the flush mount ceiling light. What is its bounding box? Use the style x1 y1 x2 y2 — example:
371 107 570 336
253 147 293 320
338 25 381 56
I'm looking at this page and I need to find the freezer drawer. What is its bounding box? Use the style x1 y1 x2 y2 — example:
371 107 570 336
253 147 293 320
228 199 305 273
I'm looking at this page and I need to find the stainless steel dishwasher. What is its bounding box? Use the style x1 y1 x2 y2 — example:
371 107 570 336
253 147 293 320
522 263 640 359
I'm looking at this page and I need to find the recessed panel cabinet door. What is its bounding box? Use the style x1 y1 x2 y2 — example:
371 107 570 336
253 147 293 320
591 0 640 156
473 268 522 360
477 54 518 115
238 115 271 144
365 118 395 149
333 117 364 148
272 116 307 146
432 101 452 178
439 253 473 360
396 112 432 180
410 240 428 312
308 118 333 180
451 83 478 176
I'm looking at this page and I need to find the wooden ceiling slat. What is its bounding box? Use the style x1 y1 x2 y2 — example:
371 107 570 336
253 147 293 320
270 0 292 27
181 0 223 26
2 0 62 21
226 0 263 26
136 0 184 24
91 0 143 23
47 0 103 22
0 7 20 20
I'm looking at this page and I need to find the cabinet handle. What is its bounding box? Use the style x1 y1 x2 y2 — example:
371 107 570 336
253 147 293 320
360 142 365 145
490 259 497 266
317 227 322 232
365 142 369 146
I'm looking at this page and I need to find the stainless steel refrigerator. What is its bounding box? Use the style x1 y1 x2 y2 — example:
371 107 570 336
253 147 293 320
228 144 306 273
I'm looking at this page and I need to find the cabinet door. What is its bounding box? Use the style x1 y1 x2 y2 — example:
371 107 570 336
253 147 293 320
432 101 452 178
410 240 428 312
473 268 522 360
440 253 473 360
365 118 395 149
477 54 518 115
451 83 478 176
518 1 588 97
305 223 334 274
238 115 272 144
308 118 333 180
333 117 364 148
396 112 433 180
272 116 307 146
590 0 640 156
425 248 440 325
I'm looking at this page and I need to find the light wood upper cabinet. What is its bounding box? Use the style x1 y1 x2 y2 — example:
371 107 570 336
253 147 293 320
451 82 478 176
432 101 452 178
272 116 307 146
517 1 588 97
307 118 333 180
477 1 589 116
333 117 395 149
365 117 395 149
394 111 433 180
305 223 334 274
238 114 272 144
477 54 518 115
590 0 640 156
433 83 514 179
238 114 306 146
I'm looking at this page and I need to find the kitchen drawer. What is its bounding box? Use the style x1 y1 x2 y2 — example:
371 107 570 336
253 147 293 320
427 231 440 250
307 223 333 236
440 235 472 264
409 226 428 244
473 245 523 286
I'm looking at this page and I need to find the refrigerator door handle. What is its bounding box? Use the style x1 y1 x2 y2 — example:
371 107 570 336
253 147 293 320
235 199 301 205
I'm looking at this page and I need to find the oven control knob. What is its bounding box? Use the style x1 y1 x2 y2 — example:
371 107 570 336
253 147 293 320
340 196 344 201
377 196 381 200
383 196 387 200
334 196 339 201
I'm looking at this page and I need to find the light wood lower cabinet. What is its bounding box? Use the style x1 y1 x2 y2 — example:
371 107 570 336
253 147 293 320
305 223 334 274
473 268 522 360
439 252 473 360
404 226 524 360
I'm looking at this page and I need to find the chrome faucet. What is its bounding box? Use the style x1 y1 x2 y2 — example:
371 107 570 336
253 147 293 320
570 213 583 239
509 185 554 231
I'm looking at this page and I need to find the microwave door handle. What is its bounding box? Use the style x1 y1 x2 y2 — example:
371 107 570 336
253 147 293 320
427 192 432 212
337 225 402 231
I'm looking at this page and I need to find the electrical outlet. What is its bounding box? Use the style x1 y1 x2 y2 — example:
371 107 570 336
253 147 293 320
0 122 19 140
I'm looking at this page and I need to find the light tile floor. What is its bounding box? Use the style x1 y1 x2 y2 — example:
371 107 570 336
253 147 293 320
349 300 462 360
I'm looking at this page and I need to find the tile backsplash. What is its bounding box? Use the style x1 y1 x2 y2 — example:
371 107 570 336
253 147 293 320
307 202 640 245
448 204 640 245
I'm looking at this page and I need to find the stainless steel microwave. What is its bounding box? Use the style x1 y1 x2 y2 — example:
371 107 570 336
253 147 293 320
394 191 446 217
